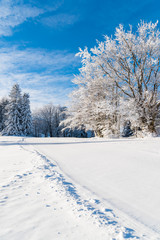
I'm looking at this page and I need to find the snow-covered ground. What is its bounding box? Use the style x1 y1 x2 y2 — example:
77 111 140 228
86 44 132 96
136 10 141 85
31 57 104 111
0 137 160 240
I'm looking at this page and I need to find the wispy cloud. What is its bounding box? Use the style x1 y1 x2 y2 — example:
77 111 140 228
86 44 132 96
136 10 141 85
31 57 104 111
0 0 45 36
41 13 79 29
0 0 78 36
0 47 77 72
0 46 79 108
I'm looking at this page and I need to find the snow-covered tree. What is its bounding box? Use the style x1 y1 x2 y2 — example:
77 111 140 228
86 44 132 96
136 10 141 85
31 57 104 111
3 84 22 136
40 103 56 137
32 111 43 137
67 76 118 137
32 104 65 137
91 21 160 135
2 84 32 136
0 98 9 131
21 93 32 136
65 21 160 137
63 46 120 137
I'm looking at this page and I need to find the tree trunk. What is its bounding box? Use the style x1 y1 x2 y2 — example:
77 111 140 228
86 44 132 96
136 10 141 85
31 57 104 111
95 129 104 137
148 120 156 134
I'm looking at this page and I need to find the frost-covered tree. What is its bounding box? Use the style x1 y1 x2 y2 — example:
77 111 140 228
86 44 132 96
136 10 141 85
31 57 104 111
2 84 32 136
32 111 43 137
65 76 118 137
65 21 160 137
3 84 22 136
63 46 120 137
21 93 32 136
0 98 9 131
91 21 160 135
40 103 56 137
32 104 64 137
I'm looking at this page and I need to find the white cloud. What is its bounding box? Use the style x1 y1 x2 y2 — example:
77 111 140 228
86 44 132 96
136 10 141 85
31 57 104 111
23 86 73 110
0 47 77 72
0 0 78 36
41 13 79 28
0 0 44 36
0 46 79 107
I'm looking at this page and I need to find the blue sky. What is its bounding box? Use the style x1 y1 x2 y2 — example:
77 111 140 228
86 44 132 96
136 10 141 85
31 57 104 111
0 0 160 108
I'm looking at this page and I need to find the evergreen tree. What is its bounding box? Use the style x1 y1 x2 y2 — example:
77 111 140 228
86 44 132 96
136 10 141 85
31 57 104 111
0 98 9 131
122 121 133 137
3 84 22 136
21 93 32 136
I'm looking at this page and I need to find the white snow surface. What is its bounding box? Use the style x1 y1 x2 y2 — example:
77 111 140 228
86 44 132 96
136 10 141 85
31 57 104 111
0 136 160 240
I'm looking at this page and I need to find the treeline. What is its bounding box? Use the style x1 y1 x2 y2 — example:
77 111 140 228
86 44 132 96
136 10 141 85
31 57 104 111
32 105 93 137
0 84 92 138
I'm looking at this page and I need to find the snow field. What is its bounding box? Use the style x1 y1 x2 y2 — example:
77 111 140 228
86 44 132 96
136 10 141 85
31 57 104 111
0 137 135 240
0 136 160 239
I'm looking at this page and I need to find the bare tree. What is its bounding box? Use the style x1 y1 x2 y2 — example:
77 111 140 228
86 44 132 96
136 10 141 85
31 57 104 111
40 103 56 137
32 104 64 137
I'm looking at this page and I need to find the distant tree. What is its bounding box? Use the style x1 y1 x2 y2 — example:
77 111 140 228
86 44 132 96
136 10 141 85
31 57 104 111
32 104 64 137
40 103 56 137
32 111 42 137
53 106 61 137
0 98 9 131
122 120 133 137
21 93 32 135
57 106 68 137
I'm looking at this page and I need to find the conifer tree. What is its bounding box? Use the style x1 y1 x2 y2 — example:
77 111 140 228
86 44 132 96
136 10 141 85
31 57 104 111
122 121 133 137
21 93 32 136
3 84 22 136
0 98 9 131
